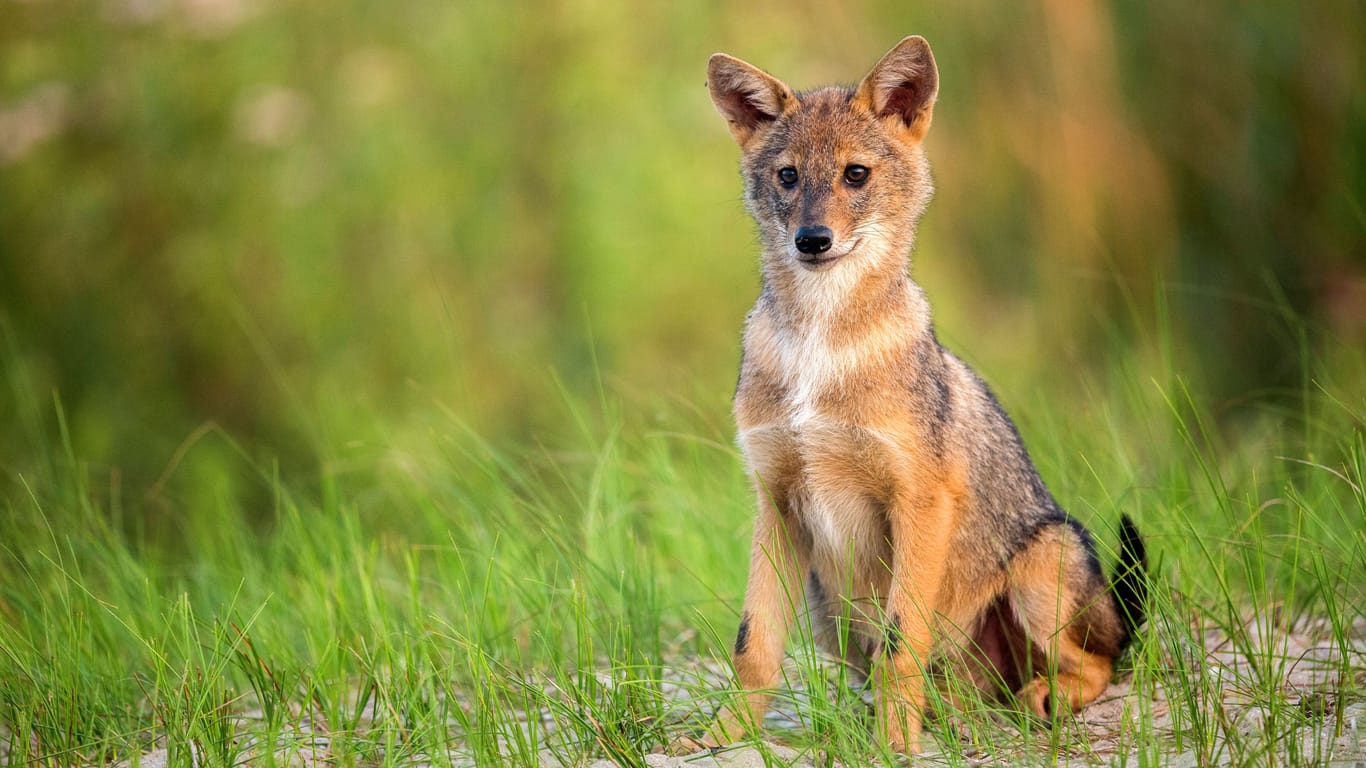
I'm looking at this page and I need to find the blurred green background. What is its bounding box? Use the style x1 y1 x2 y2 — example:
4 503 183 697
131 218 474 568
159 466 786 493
2 0 1363 508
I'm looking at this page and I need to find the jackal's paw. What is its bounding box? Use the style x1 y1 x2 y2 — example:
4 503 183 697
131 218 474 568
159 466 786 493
665 731 720 756
881 708 923 754
1017 678 1069 719
667 710 756 755
887 732 922 755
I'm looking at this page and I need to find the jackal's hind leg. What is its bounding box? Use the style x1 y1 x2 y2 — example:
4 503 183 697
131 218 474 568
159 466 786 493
1004 522 1122 718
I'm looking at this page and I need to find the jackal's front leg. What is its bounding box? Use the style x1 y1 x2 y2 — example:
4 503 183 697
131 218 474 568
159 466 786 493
702 490 806 748
876 484 955 754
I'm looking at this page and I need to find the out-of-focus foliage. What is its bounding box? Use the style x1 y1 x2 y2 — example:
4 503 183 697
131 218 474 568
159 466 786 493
1 0 1362 497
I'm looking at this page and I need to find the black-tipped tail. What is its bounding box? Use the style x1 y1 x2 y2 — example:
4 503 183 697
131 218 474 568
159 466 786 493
1111 514 1148 647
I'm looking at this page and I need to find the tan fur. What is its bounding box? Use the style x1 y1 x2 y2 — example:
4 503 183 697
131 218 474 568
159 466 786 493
684 36 1146 755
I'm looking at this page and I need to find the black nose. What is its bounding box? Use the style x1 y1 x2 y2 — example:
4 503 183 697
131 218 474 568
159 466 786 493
794 226 833 255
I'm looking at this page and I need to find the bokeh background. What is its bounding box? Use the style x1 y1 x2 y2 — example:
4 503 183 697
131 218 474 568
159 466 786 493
2 0 1363 512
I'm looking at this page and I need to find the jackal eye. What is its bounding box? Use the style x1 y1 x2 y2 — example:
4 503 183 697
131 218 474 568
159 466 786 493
777 167 798 187
844 165 870 186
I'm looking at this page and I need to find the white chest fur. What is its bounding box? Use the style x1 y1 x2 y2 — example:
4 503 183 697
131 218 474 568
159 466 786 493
798 481 883 564
774 328 843 426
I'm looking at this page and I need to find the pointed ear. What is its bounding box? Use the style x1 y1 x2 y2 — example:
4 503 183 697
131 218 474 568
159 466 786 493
854 36 939 144
707 53 797 147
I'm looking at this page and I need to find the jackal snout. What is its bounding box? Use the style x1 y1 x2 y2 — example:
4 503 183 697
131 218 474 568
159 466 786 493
793 225 833 256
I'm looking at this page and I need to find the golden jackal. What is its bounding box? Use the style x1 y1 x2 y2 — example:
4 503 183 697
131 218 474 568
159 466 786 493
697 36 1147 753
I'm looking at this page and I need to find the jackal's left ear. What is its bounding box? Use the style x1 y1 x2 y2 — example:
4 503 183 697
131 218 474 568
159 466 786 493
707 53 797 148
855 36 939 144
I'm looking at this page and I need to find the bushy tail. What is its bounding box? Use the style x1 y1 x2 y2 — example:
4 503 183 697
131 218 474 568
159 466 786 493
1111 514 1148 646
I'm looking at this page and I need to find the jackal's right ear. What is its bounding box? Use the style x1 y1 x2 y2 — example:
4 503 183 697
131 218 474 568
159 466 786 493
855 36 939 144
707 54 796 148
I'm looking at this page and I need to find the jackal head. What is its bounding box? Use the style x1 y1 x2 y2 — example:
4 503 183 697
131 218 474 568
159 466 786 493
708 37 938 283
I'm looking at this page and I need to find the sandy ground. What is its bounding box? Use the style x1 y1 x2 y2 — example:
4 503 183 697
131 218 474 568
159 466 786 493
25 615 1366 766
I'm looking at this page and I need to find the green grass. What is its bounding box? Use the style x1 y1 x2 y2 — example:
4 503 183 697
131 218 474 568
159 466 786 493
1 335 1363 767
